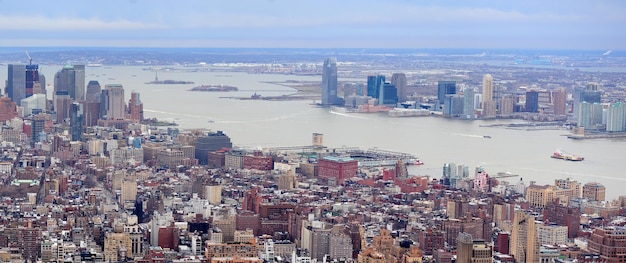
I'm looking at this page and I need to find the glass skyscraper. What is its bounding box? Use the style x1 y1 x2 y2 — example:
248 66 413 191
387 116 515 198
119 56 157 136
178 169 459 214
321 58 338 106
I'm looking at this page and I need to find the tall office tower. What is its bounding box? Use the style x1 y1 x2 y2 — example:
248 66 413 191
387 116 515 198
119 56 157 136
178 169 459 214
577 102 603 130
31 114 47 144
438 81 456 106
128 92 143 123
54 91 72 124
101 84 125 119
69 102 83 141
525 91 539 112
7 64 26 105
367 75 385 100
583 182 606 202
25 64 41 98
321 57 338 106
54 65 85 101
573 84 602 120
606 102 626 132
391 73 407 102
86 80 102 103
463 88 475 119
0 97 18 122
380 82 398 105
511 210 539 263
36 73 46 95
482 74 493 102
552 88 567 115
443 94 464 116
82 101 101 127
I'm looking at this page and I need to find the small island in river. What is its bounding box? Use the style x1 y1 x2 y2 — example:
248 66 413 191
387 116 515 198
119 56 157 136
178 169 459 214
189 85 239 92
145 73 194 84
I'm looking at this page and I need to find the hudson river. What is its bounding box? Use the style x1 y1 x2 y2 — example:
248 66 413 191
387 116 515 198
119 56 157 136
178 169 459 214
9 65 626 200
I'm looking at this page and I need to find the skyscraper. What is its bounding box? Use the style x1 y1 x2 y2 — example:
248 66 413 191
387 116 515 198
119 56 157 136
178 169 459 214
54 65 85 101
101 84 125 119
128 92 143 123
70 102 83 141
525 91 539 113
482 74 493 102
463 88 476 119
437 81 456 107
511 211 539 263
367 75 386 102
7 64 26 106
552 88 567 116
321 58 338 106
391 73 407 102
606 102 626 132
86 80 102 103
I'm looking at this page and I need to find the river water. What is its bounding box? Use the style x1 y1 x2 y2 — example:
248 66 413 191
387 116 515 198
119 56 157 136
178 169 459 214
4 65 626 200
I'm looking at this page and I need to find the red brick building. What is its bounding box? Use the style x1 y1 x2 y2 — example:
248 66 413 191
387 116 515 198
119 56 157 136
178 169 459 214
0 97 17 122
318 156 358 184
588 226 626 262
243 151 273 171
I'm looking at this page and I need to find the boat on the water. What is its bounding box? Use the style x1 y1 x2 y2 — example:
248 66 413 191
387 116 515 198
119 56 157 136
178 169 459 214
483 135 492 139
551 149 584 161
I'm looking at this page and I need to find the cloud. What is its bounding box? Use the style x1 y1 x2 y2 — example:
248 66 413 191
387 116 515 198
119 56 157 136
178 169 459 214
0 15 163 31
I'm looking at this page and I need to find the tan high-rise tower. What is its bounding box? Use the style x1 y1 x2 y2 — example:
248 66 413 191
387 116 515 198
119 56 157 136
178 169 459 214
511 210 538 263
482 74 493 102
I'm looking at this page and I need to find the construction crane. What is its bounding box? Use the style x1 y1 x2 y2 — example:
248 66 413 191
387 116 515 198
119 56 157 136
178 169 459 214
25 49 32 65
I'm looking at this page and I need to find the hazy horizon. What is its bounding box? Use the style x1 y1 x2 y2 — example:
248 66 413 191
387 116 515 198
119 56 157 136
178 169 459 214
1 0 625 50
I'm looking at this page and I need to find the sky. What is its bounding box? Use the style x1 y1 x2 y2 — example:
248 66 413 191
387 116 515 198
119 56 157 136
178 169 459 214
0 0 625 50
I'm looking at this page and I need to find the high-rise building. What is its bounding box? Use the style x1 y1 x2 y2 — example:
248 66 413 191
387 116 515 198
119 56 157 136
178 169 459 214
54 91 72 124
510 211 539 263
321 57 338 106
101 84 125 119
499 96 514 116
380 82 398 105
578 102 603 130
54 65 85 101
391 73 407 102
86 80 101 103
606 102 626 132
443 94 464 116
367 75 386 100
525 91 539 112
128 92 143 123
7 64 26 105
583 182 606 202
82 101 101 127
482 74 493 102
463 88 476 119
31 114 47 144
573 84 602 120
69 102 83 141
552 88 567 115
438 81 456 104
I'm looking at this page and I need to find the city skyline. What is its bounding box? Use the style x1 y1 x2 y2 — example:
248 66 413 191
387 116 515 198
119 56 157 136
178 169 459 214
0 0 625 50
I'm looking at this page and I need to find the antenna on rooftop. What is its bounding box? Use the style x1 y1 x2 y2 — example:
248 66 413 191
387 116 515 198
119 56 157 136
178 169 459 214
24 49 33 65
